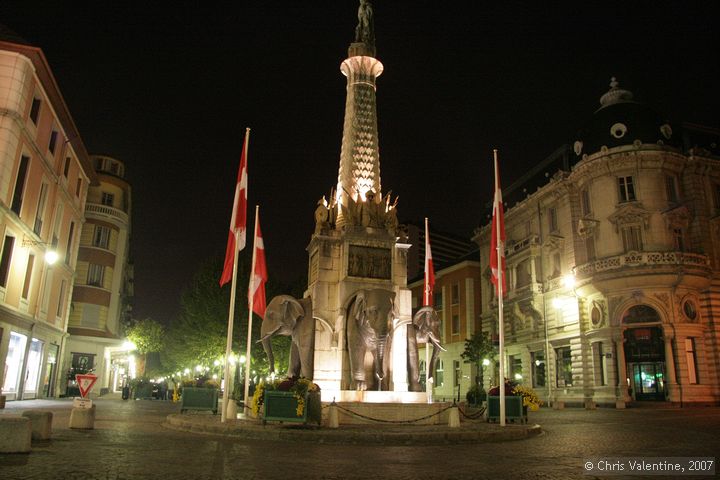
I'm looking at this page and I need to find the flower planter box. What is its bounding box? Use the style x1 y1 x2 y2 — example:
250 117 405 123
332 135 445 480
487 395 527 424
180 387 218 414
133 384 154 400
263 390 321 425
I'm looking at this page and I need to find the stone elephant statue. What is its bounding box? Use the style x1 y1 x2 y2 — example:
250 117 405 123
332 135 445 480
345 288 397 391
407 306 445 392
259 295 315 379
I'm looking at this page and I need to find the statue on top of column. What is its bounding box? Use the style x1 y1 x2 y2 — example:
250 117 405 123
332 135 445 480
355 0 375 46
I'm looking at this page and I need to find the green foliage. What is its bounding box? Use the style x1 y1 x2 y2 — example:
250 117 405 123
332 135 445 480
160 255 292 378
461 331 496 365
126 318 164 354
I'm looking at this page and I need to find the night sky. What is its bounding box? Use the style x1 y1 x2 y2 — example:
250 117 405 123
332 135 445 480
2 2 718 325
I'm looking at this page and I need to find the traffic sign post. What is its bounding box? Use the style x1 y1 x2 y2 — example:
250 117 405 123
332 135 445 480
75 374 98 398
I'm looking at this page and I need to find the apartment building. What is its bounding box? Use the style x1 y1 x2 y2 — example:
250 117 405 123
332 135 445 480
0 29 95 400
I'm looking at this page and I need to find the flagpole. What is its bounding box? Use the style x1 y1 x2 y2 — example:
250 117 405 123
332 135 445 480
494 149 506 427
220 128 250 423
424 217 433 403
243 205 260 414
221 236 240 423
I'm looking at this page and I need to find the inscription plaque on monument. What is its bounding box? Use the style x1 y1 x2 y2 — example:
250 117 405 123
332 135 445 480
348 245 391 279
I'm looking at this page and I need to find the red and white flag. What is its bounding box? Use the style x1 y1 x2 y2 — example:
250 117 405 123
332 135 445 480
248 211 268 318
423 217 435 307
490 150 507 295
219 129 250 286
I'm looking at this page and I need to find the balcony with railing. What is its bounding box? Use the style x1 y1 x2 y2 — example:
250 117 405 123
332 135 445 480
576 251 710 277
85 203 129 224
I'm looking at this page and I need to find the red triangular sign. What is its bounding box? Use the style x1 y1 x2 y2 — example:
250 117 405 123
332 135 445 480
75 374 98 398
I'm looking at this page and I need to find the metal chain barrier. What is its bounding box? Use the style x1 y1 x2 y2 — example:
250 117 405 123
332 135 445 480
330 402 455 424
458 404 486 420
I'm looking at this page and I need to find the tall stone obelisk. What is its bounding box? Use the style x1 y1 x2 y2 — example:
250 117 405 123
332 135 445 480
307 1 412 398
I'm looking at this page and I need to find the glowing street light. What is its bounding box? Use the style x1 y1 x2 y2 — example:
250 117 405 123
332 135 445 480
45 250 59 265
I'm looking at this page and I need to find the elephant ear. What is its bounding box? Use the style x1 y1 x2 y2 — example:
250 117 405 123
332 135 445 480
353 290 367 326
281 297 305 331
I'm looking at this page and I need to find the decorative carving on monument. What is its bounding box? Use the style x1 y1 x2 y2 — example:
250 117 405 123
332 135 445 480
662 204 691 230
590 299 607 328
679 294 700 323
345 288 396 390
543 233 565 251
608 296 627 326
355 0 375 46
608 203 651 232
577 218 599 239
396 224 409 243
407 307 445 392
314 197 330 234
653 293 670 311
348 245 391 279
260 296 315 379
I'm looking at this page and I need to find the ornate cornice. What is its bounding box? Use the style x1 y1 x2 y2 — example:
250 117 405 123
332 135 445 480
607 202 650 232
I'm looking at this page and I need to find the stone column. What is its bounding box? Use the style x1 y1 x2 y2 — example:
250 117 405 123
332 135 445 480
663 328 678 403
614 331 629 407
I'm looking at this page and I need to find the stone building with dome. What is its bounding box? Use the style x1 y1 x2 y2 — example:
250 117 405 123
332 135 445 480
473 79 720 407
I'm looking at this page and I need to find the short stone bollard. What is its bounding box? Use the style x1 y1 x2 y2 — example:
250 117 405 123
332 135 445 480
22 410 53 440
328 403 339 428
0 416 32 453
448 406 460 428
69 404 96 429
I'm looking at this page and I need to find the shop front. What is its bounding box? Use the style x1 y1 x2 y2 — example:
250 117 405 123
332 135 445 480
622 305 667 402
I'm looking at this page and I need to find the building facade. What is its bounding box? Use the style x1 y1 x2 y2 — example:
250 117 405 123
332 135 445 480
409 256 482 401
0 31 95 400
473 80 720 407
64 154 133 397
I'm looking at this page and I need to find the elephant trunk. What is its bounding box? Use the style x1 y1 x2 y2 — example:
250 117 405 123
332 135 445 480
374 336 388 391
261 336 275 374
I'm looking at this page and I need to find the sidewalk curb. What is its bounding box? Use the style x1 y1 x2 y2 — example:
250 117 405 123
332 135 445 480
163 414 542 445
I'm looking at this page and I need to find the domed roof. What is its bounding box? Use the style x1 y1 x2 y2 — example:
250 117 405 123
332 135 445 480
572 78 680 158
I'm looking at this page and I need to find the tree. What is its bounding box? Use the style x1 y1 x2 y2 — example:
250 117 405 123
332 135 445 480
461 331 496 397
126 318 164 377
161 254 291 380
126 318 164 354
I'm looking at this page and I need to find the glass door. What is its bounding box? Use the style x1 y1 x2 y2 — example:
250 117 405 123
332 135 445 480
2 332 28 399
23 338 44 398
42 344 59 397
632 363 665 401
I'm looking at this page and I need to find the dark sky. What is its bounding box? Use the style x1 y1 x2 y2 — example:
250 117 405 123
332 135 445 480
2 2 718 324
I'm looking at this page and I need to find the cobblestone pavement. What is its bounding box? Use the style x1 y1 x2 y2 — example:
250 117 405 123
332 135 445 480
1 397 718 480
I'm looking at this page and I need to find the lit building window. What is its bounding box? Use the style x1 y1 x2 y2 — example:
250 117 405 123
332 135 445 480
685 338 698 384
618 176 636 203
101 192 114 207
555 346 573 387
93 226 111 249
451 314 460 335
531 351 546 387
435 359 444 387
87 263 105 287
29 98 41 124
621 225 643 252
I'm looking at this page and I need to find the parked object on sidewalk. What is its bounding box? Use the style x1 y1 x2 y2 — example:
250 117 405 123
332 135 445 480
69 404 96 429
180 387 218 414
22 410 53 440
0 416 31 453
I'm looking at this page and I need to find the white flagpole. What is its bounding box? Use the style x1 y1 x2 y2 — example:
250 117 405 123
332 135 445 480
243 205 260 414
494 149 506 427
221 244 239 423
424 217 433 403
221 129 250 423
